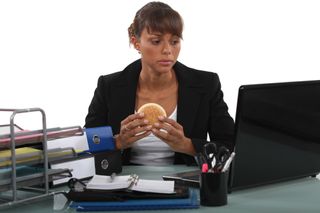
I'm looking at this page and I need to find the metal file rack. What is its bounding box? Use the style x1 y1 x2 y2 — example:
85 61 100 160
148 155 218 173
0 108 82 208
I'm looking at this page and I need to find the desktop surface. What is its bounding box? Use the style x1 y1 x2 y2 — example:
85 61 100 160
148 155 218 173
2 165 320 213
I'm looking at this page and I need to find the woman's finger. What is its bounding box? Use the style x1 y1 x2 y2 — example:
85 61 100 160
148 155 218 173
121 112 144 126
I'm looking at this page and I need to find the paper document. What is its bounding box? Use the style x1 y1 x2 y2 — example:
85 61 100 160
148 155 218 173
0 124 23 135
48 133 89 152
0 147 80 167
50 155 95 185
86 175 175 194
0 126 83 148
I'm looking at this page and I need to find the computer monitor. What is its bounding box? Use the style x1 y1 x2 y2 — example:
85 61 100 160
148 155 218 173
230 80 320 191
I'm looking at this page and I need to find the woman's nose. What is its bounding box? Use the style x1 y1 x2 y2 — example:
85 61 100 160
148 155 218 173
162 42 172 55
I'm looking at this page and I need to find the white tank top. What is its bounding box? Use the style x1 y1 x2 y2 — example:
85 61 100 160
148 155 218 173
130 106 177 165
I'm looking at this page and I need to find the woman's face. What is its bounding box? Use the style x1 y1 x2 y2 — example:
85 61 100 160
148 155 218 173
133 28 181 74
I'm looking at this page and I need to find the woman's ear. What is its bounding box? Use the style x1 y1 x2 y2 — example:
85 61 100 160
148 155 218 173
131 36 140 51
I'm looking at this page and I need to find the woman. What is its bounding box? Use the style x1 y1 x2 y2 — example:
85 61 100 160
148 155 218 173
85 2 234 166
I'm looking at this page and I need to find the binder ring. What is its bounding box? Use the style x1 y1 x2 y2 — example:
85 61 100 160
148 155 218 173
92 135 100 144
101 159 109 170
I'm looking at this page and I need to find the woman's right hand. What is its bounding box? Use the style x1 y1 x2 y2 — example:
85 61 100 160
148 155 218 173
114 112 152 150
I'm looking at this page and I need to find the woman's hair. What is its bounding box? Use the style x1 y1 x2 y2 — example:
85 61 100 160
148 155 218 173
128 1 183 43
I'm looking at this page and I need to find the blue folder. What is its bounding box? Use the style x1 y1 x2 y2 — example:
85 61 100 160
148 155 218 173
85 126 114 153
69 189 199 211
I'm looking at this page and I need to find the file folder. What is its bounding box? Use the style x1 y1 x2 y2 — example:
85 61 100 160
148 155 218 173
69 189 199 211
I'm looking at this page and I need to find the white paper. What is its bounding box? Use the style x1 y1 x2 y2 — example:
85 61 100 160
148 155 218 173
132 179 175 194
86 175 175 194
51 156 95 185
47 132 89 151
0 125 23 135
86 175 131 190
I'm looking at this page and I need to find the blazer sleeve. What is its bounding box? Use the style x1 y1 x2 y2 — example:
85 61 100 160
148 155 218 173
192 73 235 153
85 76 109 128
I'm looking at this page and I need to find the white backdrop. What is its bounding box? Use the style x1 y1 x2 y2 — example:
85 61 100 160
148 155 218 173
1 0 320 130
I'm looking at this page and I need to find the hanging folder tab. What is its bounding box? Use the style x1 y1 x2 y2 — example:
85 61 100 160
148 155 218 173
84 126 114 153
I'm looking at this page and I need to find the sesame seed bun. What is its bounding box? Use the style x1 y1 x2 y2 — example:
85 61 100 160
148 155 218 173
137 103 167 125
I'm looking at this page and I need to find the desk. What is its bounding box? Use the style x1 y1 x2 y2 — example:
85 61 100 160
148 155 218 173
2 165 320 213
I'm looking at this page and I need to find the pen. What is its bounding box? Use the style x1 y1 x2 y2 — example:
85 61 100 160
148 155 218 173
221 152 235 172
110 172 116 183
211 157 216 169
197 153 206 169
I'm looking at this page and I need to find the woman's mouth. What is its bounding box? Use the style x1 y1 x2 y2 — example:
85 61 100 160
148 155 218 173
158 60 173 66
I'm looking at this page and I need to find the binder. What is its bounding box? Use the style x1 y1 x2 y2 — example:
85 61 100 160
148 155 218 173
69 188 199 211
93 150 122 175
86 174 175 194
84 126 122 175
85 126 114 153
67 184 189 202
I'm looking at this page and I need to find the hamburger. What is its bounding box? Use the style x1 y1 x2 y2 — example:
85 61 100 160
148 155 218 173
137 103 167 125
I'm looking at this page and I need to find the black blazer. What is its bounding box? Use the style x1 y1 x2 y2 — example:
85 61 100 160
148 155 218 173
85 59 234 165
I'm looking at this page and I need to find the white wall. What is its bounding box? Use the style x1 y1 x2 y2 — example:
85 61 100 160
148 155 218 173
1 0 320 130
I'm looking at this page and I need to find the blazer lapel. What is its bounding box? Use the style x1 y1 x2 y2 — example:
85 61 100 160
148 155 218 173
177 86 201 137
110 60 141 133
175 62 203 137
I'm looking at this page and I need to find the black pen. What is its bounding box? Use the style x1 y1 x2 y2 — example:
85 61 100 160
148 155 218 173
197 153 207 169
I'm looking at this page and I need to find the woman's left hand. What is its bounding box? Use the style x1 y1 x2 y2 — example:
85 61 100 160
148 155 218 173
152 116 196 156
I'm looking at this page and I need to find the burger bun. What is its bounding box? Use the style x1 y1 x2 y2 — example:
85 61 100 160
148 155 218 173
137 103 167 125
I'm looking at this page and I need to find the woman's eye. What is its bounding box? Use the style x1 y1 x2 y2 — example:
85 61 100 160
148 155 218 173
171 40 180 45
151 40 160 45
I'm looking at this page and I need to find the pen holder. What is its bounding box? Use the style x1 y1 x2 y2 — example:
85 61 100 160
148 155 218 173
200 171 228 206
